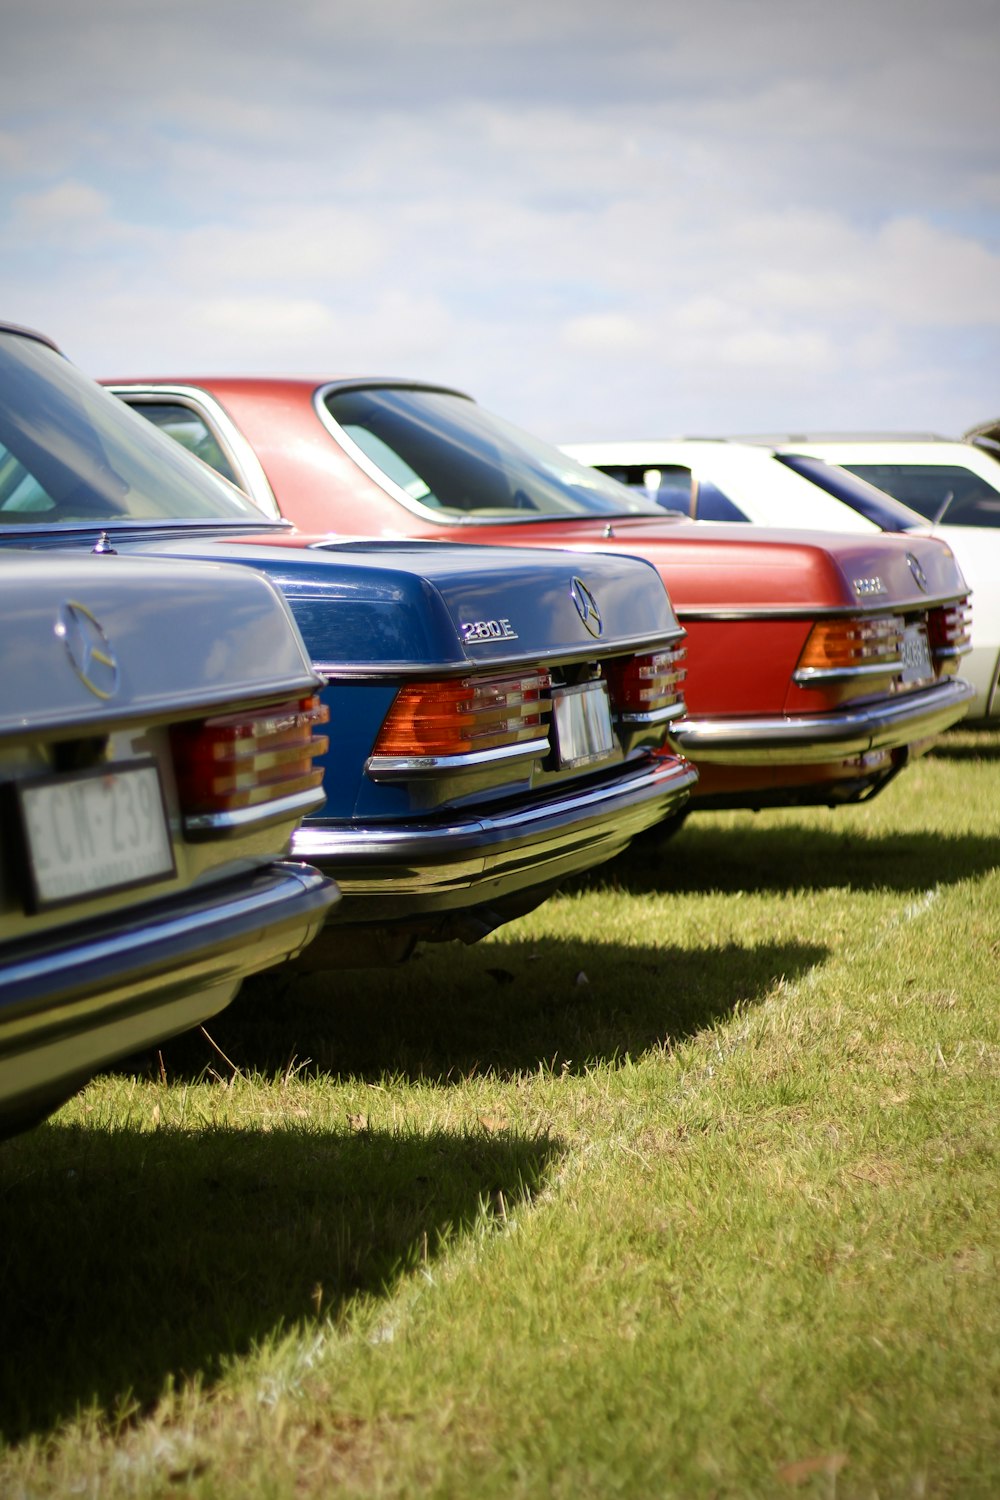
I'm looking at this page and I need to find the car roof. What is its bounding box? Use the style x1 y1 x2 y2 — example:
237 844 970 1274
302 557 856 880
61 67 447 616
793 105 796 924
0 322 61 352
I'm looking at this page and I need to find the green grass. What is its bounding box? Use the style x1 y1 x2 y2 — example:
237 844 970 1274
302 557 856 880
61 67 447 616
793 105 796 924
1 732 998 1497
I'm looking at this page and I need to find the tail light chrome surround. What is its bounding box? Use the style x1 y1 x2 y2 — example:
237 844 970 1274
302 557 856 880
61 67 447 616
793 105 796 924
927 598 973 675
171 694 329 833
606 646 688 723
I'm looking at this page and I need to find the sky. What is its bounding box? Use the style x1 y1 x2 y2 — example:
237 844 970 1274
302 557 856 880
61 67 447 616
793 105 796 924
2 0 999 442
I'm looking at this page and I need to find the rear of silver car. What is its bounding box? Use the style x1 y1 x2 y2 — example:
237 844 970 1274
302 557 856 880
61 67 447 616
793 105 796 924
0 553 339 1134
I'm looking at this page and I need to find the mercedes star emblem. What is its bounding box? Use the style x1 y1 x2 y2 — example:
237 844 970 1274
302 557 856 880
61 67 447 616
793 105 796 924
570 576 603 637
905 552 929 592
56 601 121 699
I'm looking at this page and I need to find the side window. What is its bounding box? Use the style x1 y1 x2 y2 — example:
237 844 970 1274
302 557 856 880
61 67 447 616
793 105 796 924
651 468 695 515
596 464 694 516
692 480 750 523
844 463 1000 528
132 403 240 487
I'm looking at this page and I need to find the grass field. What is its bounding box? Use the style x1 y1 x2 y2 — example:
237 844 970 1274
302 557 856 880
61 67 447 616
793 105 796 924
1 732 998 1498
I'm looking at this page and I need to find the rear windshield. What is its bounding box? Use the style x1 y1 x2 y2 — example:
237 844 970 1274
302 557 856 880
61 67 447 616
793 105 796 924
839 461 1000 528
0 333 273 528
321 386 668 522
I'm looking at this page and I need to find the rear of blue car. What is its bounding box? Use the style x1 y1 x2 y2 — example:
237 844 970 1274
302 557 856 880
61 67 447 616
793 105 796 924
0 324 697 967
138 537 698 964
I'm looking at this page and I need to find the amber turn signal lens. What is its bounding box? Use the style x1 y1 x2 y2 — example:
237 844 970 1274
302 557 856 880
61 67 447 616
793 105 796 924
373 672 552 757
796 616 904 673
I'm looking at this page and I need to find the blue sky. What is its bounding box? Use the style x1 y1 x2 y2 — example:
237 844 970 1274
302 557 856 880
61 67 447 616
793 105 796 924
2 0 998 440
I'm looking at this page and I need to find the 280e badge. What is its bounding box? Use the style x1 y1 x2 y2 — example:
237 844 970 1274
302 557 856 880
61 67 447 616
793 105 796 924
461 618 518 642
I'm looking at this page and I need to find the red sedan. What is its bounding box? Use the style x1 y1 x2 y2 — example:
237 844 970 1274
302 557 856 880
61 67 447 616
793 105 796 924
106 376 975 815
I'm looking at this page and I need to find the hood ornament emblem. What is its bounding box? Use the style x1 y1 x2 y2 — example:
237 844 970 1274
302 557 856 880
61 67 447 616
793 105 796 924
56 601 120 699
905 552 929 592
570 576 603 637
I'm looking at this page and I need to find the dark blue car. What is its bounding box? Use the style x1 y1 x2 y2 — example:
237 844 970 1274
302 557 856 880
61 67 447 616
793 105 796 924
0 324 696 965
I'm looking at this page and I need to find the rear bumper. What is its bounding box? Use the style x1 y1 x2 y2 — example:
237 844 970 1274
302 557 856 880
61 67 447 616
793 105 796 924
292 753 697 920
670 678 975 765
0 862 338 1128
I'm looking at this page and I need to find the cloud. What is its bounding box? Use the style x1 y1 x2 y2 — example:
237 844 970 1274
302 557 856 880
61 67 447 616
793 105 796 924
562 314 652 355
172 212 385 288
11 180 114 234
198 296 336 348
1 0 998 442
0 131 30 173
872 218 1000 324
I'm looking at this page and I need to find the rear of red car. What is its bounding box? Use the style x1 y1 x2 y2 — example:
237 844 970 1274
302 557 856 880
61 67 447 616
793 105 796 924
658 527 972 806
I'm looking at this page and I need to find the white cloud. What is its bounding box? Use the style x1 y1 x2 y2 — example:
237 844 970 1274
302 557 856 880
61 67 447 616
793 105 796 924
712 327 835 372
562 314 652 355
172 212 385 288
11 180 114 233
199 296 335 347
871 218 1000 325
0 132 30 172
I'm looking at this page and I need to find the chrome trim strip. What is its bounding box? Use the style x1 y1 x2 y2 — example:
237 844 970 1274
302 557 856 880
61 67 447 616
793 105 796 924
670 679 975 764
311 636 685 678
678 598 968 622
19 674 325 736
792 661 903 684
366 736 550 779
106 383 282 519
617 703 687 725
182 786 327 836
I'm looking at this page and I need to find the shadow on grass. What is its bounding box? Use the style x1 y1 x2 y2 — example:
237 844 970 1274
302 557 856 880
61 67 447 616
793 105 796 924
0 1120 555 1441
602 823 1000 898
928 729 1000 761
121 934 825 1088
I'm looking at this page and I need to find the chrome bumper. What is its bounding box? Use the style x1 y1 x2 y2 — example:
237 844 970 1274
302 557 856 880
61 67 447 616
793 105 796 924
292 755 697 915
0 862 338 1124
670 678 975 765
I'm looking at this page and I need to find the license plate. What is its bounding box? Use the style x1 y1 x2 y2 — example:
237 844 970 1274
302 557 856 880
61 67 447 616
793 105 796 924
552 681 616 768
900 623 933 684
16 761 175 910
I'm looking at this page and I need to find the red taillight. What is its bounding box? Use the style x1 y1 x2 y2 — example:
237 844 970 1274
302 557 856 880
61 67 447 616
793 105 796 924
171 694 329 814
927 598 972 674
373 672 552 757
606 647 687 718
796 616 904 674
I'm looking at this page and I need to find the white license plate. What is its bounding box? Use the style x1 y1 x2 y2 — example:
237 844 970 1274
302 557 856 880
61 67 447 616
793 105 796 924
17 761 175 909
900 623 933 684
552 681 616 768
